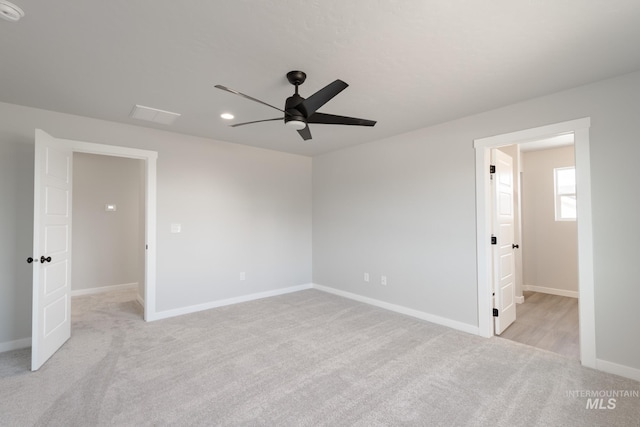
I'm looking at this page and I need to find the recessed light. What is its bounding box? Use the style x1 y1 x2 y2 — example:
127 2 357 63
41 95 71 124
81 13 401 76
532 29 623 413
220 113 234 120
0 1 24 22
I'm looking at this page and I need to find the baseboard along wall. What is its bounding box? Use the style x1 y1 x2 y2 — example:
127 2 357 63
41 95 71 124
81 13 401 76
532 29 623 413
70 282 138 297
312 283 479 336
597 358 640 382
523 285 579 299
0 337 31 353
149 283 314 321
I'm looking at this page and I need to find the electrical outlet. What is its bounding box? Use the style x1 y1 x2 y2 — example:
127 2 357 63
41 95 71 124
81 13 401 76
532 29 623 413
381 275 387 286
364 272 370 282
240 272 246 281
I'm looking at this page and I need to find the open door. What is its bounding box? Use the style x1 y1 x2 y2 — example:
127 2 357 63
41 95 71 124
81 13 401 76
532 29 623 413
31 130 72 370
492 149 516 334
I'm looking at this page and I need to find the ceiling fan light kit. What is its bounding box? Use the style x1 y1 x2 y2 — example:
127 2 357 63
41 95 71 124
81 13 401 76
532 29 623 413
0 0 24 22
285 119 307 130
215 70 376 141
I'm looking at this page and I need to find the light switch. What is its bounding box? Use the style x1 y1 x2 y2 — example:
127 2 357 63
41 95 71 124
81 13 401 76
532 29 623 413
171 223 181 233
105 204 117 212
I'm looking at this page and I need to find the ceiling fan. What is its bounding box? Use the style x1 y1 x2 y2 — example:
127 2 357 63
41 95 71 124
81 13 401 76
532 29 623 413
215 71 376 141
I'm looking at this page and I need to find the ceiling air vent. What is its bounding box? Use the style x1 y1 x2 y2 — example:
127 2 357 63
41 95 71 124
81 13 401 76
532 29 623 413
130 105 181 125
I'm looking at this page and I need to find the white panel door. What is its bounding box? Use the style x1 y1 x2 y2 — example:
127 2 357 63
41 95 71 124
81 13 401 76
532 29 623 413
492 149 516 334
31 130 72 371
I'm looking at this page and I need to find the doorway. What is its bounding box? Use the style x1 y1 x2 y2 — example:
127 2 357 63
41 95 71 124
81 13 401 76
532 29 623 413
71 153 145 307
31 130 158 370
493 141 580 359
473 118 596 369
61 137 158 321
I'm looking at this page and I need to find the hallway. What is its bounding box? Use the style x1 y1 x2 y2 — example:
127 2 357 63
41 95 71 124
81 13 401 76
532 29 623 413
499 291 579 360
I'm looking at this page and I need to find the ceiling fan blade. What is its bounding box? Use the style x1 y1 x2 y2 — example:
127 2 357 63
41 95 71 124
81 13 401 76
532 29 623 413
298 80 348 117
307 112 376 127
297 125 312 141
214 85 288 114
230 117 282 127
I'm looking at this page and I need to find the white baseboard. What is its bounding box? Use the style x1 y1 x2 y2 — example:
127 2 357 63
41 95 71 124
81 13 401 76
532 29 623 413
312 283 479 336
515 295 525 304
71 282 138 297
596 359 640 382
523 285 578 298
0 337 31 353
149 283 314 321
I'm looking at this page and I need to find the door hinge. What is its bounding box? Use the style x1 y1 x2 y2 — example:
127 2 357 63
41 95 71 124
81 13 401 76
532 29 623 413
491 235 497 245
493 308 499 317
489 165 496 174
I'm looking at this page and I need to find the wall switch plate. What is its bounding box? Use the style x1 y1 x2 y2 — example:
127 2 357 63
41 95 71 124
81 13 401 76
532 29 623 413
364 273 370 282
381 275 387 286
170 223 181 233
240 272 246 281
105 204 117 212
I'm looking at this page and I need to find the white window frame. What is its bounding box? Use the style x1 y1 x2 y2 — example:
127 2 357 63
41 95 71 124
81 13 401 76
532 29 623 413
554 166 577 221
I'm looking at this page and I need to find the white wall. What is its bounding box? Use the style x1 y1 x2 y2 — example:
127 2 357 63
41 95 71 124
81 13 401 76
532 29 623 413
313 71 640 372
0 101 312 348
72 153 143 292
521 146 578 296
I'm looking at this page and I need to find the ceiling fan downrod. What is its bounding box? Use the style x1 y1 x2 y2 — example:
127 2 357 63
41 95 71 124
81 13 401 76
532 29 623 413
284 71 307 129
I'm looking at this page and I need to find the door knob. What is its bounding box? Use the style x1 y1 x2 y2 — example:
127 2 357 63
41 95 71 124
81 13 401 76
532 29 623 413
512 244 519 249
27 257 35 264
40 256 52 263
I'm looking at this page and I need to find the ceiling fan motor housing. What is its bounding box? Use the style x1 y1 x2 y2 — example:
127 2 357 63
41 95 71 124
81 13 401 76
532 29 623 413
284 94 306 128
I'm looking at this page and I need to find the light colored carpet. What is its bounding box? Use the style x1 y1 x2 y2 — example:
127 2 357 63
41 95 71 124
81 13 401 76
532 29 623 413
1 288 638 426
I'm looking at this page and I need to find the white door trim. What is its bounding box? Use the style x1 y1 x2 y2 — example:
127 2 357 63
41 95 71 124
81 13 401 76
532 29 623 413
40 132 159 321
473 118 595 368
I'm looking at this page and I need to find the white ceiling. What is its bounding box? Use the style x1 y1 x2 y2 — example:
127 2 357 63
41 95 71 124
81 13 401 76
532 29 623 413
519 133 575 152
1 1 640 156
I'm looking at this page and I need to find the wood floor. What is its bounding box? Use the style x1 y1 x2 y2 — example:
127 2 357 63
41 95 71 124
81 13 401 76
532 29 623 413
498 291 579 360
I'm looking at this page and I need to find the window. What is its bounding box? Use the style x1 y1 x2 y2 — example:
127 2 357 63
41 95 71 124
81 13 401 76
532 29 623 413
554 167 576 221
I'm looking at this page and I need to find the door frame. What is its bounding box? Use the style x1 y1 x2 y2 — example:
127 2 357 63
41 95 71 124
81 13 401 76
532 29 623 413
473 118 595 368
42 131 158 321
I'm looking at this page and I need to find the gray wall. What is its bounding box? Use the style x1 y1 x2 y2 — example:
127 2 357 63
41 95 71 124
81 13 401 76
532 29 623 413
0 140 33 343
0 101 312 346
72 153 143 291
521 146 578 294
313 71 640 371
